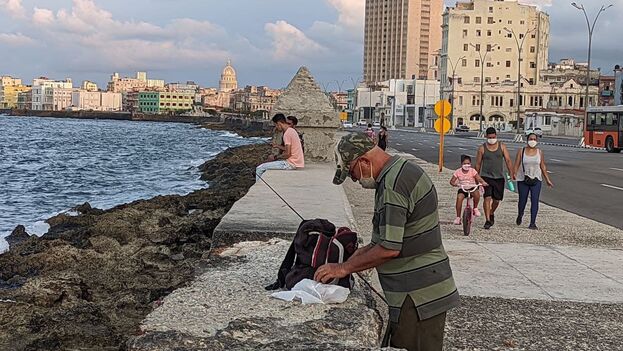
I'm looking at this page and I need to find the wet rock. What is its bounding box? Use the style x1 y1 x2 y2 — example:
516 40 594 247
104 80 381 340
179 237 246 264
0 143 270 351
6 225 31 249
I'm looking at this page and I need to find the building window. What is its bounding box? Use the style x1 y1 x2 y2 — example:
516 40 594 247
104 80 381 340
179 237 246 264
520 20 525 25
459 96 463 105
476 17 482 24
464 16 470 24
506 61 511 68
530 62 536 69
486 44 492 52
485 77 491 83
474 77 480 83
475 59 480 67
487 30 492 36
530 46 536 53
463 29 468 37
464 44 469 51
488 17 494 24
476 30 481 36
462 59 467 67
489 6 493 13
519 33 524 39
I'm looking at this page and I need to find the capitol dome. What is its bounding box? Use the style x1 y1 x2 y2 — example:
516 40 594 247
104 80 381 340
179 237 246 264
219 59 238 92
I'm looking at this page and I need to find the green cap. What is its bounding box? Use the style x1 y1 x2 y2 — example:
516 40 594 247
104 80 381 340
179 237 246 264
333 133 377 185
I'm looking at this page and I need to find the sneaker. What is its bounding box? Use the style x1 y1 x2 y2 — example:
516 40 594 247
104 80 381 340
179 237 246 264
516 216 522 226
529 224 539 230
490 214 495 225
473 208 481 217
453 217 462 225
484 221 492 230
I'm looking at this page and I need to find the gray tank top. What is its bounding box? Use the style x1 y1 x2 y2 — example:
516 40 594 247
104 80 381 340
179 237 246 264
481 143 505 179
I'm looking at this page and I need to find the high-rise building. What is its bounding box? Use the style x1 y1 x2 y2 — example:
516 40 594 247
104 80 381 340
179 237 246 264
440 0 549 88
363 0 443 83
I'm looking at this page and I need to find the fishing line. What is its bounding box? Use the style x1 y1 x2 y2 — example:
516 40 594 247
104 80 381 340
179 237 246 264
229 148 389 305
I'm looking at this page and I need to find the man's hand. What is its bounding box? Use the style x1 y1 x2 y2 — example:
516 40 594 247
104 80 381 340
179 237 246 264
267 155 276 162
314 263 348 284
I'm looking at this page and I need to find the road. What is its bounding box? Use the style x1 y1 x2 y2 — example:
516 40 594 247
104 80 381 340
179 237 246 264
352 127 623 229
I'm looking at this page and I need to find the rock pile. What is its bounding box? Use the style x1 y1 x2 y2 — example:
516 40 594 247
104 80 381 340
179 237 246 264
0 143 270 350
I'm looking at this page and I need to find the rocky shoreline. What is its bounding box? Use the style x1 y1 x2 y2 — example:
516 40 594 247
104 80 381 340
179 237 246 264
0 142 271 350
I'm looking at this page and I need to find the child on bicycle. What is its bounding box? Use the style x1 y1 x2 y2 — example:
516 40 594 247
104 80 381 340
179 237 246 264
450 155 488 225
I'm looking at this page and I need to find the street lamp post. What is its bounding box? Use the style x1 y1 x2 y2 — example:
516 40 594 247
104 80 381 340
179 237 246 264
470 43 499 134
572 2 613 121
504 27 536 139
447 56 466 130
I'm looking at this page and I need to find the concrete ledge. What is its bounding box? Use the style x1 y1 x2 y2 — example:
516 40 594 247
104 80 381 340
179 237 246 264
128 239 384 350
128 162 385 350
212 163 355 248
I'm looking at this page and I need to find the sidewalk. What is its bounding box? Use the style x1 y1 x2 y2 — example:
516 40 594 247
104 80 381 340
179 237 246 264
128 163 384 350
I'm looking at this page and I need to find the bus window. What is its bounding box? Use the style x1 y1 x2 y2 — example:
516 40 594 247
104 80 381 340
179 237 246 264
614 113 620 127
606 113 615 126
588 113 596 126
597 113 606 125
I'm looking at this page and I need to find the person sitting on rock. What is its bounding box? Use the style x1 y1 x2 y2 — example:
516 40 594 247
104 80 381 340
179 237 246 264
256 114 305 181
287 116 305 153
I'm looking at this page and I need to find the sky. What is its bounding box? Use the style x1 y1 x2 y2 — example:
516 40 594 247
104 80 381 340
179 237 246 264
0 0 622 89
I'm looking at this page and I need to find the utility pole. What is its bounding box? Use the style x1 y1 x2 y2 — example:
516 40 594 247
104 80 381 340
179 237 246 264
504 27 536 141
446 56 466 130
470 43 498 135
572 3 613 124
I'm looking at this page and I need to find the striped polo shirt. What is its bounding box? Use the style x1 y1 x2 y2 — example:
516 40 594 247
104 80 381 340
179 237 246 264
372 156 460 322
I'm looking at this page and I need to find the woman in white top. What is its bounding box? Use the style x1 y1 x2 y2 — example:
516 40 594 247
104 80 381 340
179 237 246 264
513 133 554 230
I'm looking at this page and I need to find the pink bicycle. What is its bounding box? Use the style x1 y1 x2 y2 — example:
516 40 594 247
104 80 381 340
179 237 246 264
459 185 481 236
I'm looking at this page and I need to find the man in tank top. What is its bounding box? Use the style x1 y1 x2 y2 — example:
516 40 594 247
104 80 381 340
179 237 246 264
475 127 515 230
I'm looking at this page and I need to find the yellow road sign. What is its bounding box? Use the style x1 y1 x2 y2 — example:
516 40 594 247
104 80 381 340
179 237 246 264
434 118 452 134
434 100 452 118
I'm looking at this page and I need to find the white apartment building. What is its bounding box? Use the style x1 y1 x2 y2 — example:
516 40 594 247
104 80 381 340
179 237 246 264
356 79 441 127
1 76 22 87
82 80 99 92
107 72 165 93
72 91 122 111
31 78 73 111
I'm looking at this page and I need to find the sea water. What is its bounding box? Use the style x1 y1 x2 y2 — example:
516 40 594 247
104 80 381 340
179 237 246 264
0 115 259 251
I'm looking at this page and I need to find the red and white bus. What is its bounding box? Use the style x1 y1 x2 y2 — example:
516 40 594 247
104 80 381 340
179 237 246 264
585 106 623 153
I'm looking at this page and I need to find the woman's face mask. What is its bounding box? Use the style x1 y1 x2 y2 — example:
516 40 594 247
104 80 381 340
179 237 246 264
528 140 538 148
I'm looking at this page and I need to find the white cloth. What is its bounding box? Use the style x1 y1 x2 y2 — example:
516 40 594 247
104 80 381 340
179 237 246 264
271 279 350 304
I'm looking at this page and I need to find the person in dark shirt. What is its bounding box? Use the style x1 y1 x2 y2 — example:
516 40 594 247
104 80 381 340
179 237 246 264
377 126 388 150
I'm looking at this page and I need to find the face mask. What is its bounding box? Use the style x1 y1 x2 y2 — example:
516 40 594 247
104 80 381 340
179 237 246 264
358 162 376 189
487 138 498 145
462 164 472 171
528 140 538 148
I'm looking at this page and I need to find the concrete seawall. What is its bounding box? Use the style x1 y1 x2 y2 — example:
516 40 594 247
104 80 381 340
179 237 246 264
127 164 387 350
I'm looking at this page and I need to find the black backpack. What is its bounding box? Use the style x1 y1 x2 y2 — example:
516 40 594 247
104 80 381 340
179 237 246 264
265 219 358 290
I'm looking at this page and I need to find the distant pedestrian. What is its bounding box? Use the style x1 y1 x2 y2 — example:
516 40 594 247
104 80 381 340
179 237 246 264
377 126 388 150
475 127 515 229
513 133 554 230
365 123 376 142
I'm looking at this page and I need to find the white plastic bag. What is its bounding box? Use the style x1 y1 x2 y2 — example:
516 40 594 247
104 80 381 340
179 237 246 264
271 279 350 304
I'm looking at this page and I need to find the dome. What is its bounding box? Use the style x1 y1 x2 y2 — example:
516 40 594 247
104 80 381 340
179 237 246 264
219 59 238 92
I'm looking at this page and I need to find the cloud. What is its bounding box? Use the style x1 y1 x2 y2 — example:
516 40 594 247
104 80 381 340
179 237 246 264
265 20 327 62
17 0 239 73
1 0 25 18
0 32 35 46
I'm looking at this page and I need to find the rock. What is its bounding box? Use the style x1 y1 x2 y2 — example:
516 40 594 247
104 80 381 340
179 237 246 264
0 143 271 351
6 225 31 249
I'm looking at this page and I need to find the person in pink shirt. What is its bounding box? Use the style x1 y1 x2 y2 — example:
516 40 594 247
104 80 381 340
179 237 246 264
450 155 488 225
255 114 305 181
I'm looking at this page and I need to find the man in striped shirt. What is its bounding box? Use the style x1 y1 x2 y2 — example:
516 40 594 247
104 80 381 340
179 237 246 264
315 133 460 351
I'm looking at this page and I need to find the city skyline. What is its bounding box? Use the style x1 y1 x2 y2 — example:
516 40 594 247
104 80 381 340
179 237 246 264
0 0 622 89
